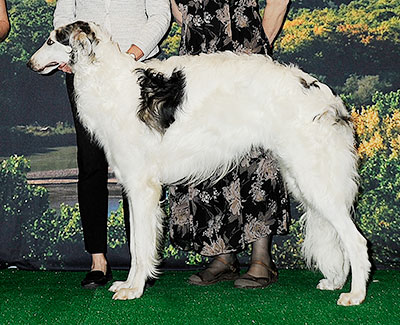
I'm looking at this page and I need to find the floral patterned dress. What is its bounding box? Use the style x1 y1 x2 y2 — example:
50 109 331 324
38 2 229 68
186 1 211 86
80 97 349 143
169 0 290 256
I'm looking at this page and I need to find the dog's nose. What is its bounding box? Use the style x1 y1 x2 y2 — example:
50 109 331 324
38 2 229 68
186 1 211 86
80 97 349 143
26 59 34 71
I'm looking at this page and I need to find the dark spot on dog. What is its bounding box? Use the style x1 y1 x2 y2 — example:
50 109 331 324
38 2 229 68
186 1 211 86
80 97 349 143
74 21 99 46
334 114 351 126
55 21 99 65
74 21 92 35
300 77 320 89
55 21 98 47
55 28 71 46
136 68 186 134
313 106 352 126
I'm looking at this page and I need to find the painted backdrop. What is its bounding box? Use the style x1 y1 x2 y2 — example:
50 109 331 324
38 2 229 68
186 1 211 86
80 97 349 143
1 0 399 270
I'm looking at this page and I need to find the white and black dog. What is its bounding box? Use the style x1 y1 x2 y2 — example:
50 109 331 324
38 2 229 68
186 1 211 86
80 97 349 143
28 21 370 305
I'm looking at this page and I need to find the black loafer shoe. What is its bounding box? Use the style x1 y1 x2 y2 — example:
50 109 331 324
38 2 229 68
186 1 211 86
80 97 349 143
81 263 112 289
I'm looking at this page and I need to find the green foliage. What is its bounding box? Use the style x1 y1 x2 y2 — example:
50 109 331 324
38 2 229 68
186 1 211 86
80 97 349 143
0 155 49 223
274 0 400 90
23 203 83 268
160 22 181 59
372 90 400 115
11 122 75 137
0 155 126 268
108 200 127 249
354 90 400 268
0 0 70 128
24 200 130 268
341 74 392 106
0 155 50 267
272 217 306 269
58 203 82 240
356 154 400 268
0 0 54 63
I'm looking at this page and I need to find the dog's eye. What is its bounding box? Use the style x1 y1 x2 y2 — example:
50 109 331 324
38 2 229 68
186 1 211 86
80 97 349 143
47 38 55 46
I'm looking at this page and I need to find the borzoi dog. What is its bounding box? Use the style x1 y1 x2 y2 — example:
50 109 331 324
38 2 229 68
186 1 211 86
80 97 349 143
28 21 370 306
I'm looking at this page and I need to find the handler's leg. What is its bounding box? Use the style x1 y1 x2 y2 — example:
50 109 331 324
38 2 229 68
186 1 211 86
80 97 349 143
234 235 278 288
66 74 111 287
188 253 240 285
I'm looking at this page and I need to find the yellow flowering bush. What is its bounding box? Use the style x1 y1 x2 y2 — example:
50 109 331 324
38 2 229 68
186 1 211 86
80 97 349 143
351 90 400 268
274 0 400 94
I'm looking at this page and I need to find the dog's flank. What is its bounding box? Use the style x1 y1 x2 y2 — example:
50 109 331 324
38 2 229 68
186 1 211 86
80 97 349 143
136 68 186 134
28 21 370 305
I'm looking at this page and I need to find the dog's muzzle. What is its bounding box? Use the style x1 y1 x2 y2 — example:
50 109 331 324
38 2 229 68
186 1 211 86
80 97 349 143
26 59 35 71
27 58 60 74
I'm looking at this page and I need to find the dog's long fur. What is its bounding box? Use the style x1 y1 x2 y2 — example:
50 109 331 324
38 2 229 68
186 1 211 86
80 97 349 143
28 21 370 305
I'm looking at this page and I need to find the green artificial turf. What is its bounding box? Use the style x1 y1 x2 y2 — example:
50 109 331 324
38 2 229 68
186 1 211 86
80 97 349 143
0 269 399 324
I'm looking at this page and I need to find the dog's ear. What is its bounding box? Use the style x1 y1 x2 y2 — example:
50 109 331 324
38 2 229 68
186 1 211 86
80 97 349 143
57 21 98 61
73 31 93 56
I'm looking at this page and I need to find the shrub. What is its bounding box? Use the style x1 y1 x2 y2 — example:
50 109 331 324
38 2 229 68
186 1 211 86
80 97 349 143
351 90 400 268
22 203 83 269
341 74 392 106
0 155 48 225
0 155 49 267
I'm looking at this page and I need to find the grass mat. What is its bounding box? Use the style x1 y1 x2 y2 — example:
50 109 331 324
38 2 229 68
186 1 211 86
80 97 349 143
0 269 399 324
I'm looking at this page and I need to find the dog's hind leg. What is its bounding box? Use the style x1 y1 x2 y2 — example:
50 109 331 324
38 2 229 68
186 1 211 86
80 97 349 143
293 172 370 306
317 206 369 306
109 177 163 300
302 209 349 291
328 210 370 306
280 141 369 304
297 185 369 305
279 115 370 305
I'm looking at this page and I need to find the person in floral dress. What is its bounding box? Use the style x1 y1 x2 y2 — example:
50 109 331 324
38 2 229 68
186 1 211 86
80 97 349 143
170 0 290 288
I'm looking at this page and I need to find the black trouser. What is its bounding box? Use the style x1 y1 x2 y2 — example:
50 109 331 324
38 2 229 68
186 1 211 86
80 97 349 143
66 74 130 254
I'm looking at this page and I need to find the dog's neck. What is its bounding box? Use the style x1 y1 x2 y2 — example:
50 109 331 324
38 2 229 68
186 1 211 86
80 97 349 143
72 37 136 74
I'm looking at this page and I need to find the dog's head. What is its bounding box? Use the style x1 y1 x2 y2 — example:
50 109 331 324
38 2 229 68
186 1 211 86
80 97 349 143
27 21 102 74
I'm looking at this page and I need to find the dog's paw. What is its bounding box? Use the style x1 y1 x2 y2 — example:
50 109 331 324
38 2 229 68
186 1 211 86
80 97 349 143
112 287 144 300
109 281 128 293
317 279 343 291
337 292 365 306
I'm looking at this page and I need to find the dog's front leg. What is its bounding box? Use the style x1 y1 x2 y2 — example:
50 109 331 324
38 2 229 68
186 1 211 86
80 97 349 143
109 178 163 300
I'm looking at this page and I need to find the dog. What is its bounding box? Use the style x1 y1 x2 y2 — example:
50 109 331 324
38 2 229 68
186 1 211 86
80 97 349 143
28 21 370 306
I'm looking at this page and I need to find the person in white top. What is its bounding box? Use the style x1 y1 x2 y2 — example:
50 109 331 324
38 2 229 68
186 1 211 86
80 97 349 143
0 0 10 42
53 0 170 288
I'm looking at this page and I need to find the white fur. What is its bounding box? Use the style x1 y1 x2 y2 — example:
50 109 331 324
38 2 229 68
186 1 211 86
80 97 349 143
29 22 370 305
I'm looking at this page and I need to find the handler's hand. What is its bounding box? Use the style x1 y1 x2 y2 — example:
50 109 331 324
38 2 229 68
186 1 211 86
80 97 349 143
58 63 72 73
127 44 144 61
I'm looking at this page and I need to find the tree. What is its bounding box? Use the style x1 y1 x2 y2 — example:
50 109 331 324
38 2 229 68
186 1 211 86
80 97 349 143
0 0 70 127
274 0 400 91
0 155 49 268
0 0 54 63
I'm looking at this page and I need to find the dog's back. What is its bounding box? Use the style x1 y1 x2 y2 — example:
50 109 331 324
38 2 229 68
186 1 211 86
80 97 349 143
155 52 351 186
